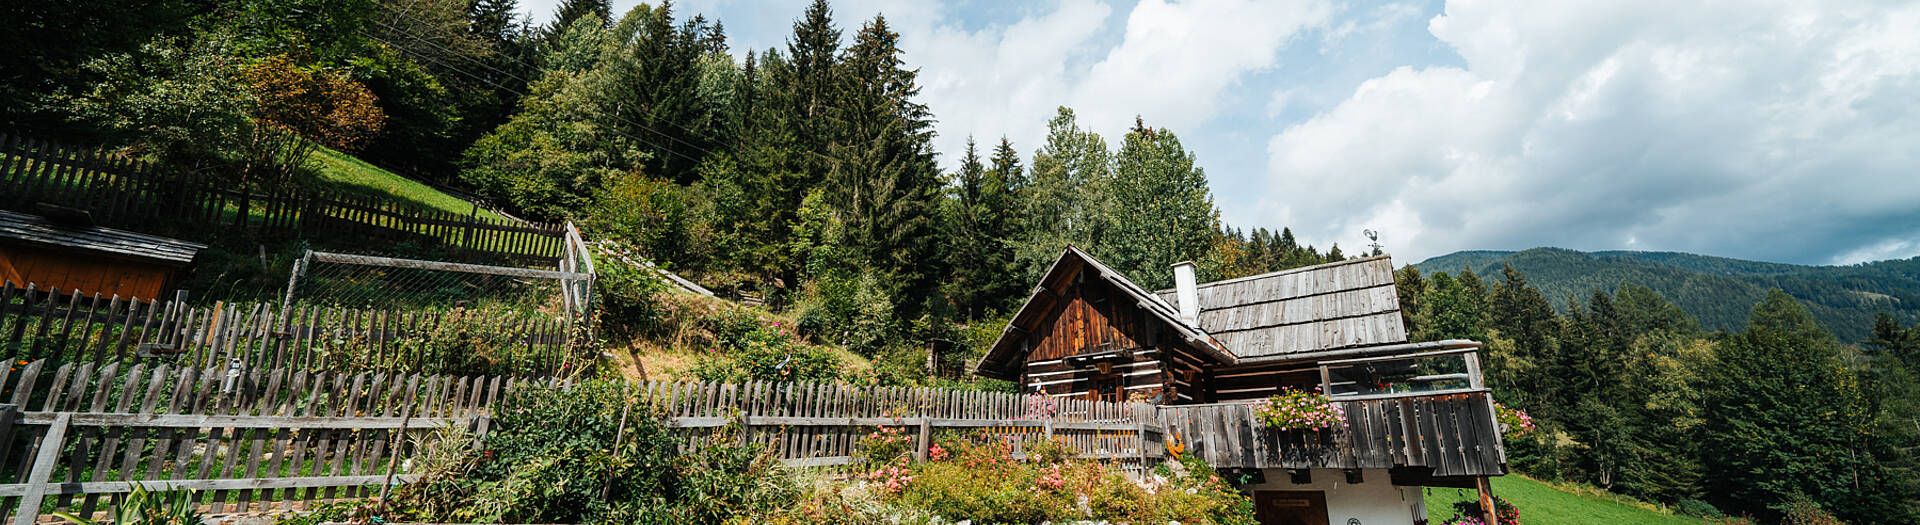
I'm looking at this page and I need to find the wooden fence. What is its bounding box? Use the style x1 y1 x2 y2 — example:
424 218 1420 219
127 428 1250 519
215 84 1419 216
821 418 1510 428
0 365 1506 522
2 282 575 376
1157 391 1507 478
632 380 1163 468
0 367 1158 523
0 361 509 524
0 133 564 265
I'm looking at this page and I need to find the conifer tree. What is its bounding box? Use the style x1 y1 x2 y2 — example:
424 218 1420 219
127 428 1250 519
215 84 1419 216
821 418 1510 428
1101 117 1218 290
825 15 944 319
943 138 1021 317
1489 264 1561 414
1395 266 1429 339
600 1 727 183
1701 291 1880 522
773 0 842 190
1423 272 1481 341
548 0 611 35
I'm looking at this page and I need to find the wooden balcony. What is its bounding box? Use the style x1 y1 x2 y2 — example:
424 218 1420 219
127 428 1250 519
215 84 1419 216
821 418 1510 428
1157 390 1507 478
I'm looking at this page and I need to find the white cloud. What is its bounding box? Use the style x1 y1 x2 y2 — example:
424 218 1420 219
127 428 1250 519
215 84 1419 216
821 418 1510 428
1264 0 1920 265
891 0 1116 167
1069 0 1334 137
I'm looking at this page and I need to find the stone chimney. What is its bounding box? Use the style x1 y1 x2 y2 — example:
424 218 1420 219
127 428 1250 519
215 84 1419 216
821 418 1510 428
1172 261 1199 326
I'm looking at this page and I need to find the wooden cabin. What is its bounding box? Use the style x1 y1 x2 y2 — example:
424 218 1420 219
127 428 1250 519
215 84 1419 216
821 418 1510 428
975 246 1505 525
0 209 204 300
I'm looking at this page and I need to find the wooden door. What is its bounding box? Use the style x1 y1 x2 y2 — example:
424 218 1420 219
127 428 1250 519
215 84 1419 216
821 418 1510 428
1255 490 1329 525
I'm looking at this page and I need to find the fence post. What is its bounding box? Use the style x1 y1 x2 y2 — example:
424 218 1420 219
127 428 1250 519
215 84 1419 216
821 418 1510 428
915 418 932 462
11 412 70 525
0 404 16 468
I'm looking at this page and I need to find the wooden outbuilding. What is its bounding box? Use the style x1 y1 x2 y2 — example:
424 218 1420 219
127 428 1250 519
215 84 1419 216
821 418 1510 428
975 246 1503 525
975 246 1473 404
0 209 205 300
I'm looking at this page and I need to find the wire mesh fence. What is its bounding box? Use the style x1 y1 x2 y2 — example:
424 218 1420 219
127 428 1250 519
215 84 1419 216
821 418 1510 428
282 251 589 318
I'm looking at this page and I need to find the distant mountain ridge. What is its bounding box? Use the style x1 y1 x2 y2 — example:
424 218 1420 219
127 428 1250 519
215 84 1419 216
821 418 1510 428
1411 247 1920 341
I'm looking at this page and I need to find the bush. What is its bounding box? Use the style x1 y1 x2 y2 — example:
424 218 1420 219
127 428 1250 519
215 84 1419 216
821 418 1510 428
1779 494 1845 525
887 433 1255 524
1443 496 1520 525
588 176 714 272
689 319 842 383
392 381 674 523
391 381 807 524
1676 497 1724 518
855 426 913 465
313 304 562 376
597 258 672 342
793 272 897 356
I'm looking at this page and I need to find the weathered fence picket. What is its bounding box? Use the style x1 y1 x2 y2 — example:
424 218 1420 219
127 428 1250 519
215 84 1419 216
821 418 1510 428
0 362 508 524
0 282 572 375
0 356 1506 522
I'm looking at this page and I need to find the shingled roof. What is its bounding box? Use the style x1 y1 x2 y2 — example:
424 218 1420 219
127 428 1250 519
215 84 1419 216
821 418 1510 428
0 209 205 264
1154 255 1408 359
973 246 1235 380
975 248 1414 380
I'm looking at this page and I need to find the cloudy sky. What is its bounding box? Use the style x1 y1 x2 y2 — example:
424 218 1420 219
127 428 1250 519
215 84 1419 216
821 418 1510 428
517 0 1920 266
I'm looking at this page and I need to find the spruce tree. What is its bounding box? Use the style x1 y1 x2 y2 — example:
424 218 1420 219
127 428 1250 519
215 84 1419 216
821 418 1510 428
774 0 842 189
825 15 944 320
943 138 1021 317
1395 266 1428 339
1701 291 1877 521
548 0 611 35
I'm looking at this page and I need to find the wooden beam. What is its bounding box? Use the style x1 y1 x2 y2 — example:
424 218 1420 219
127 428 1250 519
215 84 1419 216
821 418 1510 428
1477 476 1498 522
0 474 423 498
11 412 67 525
17 412 465 430
309 252 588 280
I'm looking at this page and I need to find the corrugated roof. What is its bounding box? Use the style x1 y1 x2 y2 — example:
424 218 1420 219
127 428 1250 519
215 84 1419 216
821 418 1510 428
0 209 205 264
1156 255 1407 358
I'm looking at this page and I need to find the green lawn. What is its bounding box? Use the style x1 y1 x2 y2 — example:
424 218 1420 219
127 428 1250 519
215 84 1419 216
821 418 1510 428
309 146 507 221
1423 476 1702 525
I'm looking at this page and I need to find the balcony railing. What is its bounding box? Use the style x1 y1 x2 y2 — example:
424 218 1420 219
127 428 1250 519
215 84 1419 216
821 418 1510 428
1157 390 1506 477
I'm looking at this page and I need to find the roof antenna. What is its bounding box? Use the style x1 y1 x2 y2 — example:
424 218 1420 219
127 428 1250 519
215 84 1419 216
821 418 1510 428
1364 229 1384 256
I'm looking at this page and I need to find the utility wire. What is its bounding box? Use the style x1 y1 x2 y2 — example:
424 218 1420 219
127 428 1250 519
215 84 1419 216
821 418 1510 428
358 29 711 168
362 17 721 162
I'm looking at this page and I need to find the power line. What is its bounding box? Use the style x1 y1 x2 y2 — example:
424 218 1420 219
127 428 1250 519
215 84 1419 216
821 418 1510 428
362 16 720 162
357 29 710 168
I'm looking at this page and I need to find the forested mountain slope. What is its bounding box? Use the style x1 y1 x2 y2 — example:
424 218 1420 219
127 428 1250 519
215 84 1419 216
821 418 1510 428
1414 247 1920 340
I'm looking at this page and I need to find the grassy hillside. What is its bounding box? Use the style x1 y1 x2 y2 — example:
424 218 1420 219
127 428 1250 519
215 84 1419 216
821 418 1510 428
1424 476 1704 525
310 146 508 221
1413 247 1920 341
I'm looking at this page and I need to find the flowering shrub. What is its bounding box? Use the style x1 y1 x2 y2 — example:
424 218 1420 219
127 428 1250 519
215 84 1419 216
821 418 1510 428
881 433 1257 524
856 426 912 465
863 461 916 494
1445 496 1520 525
926 443 949 461
1252 388 1347 431
1495 403 1536 439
